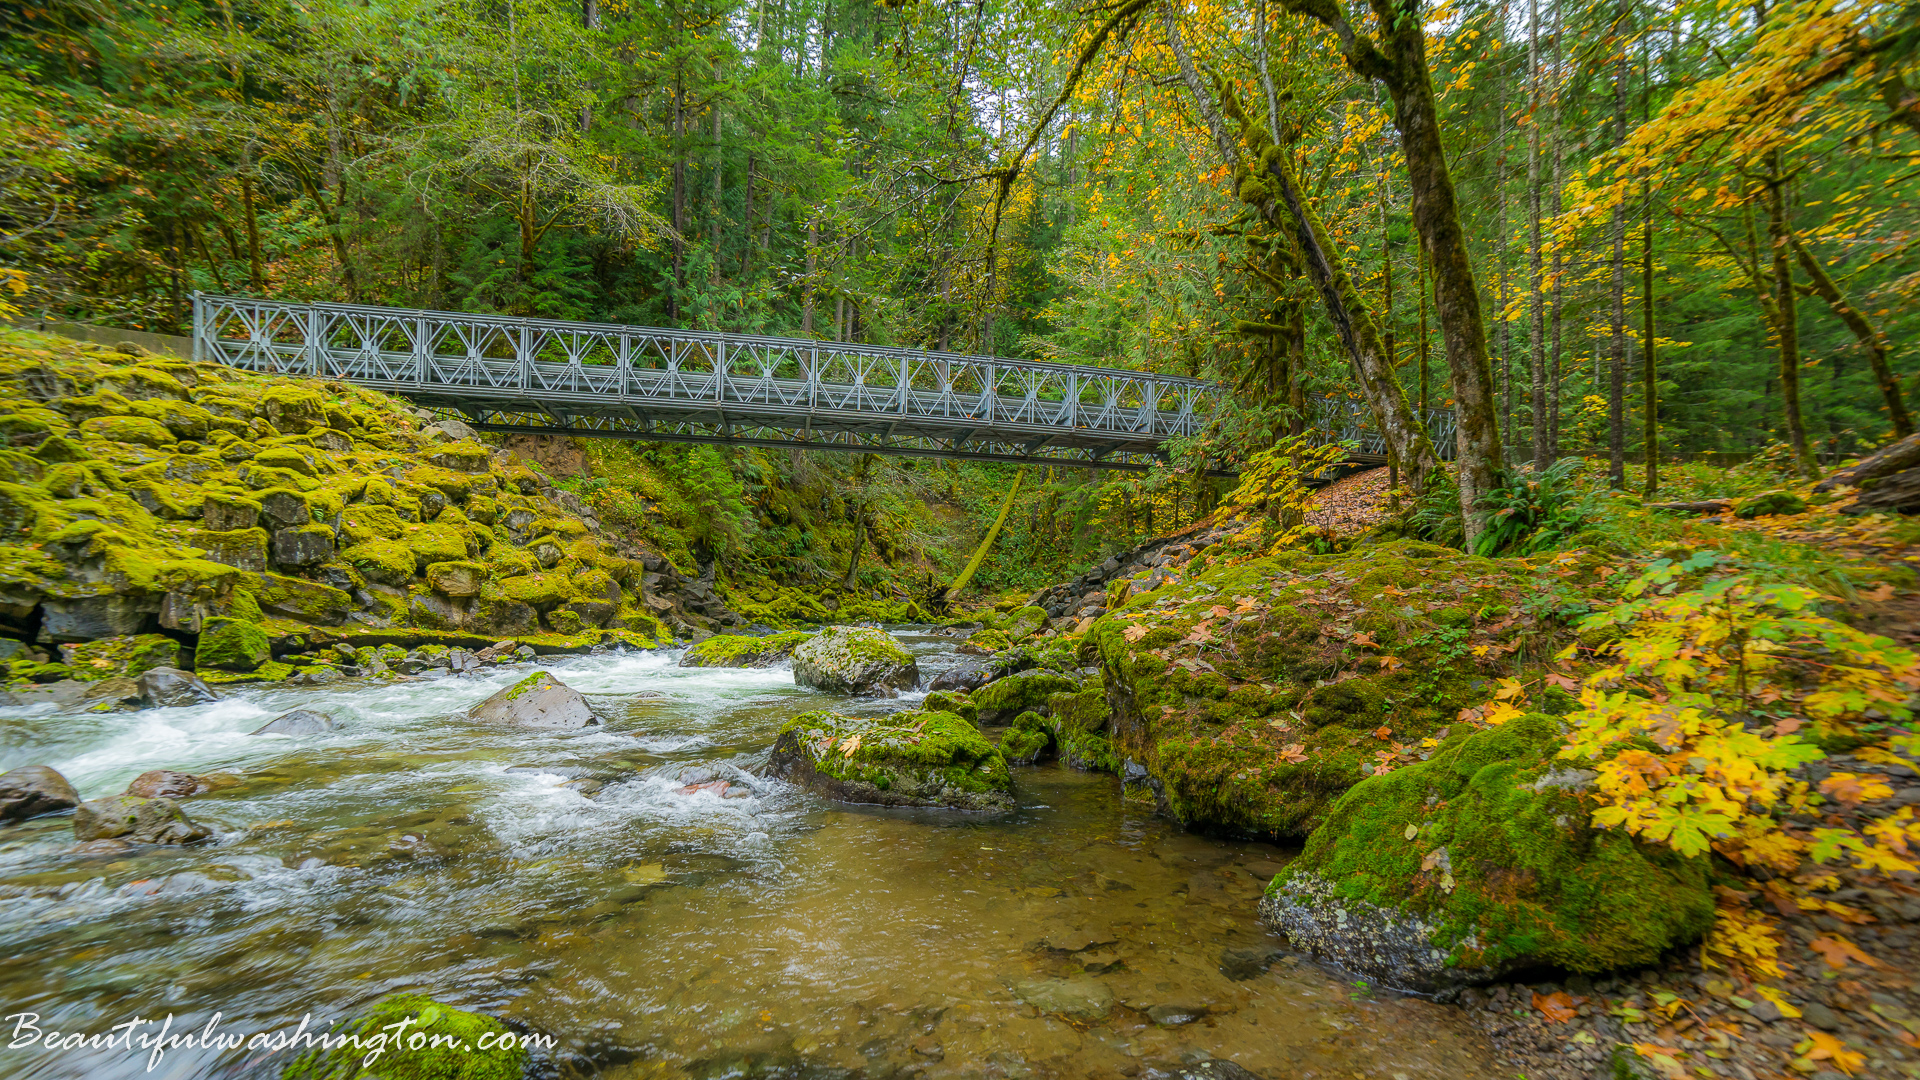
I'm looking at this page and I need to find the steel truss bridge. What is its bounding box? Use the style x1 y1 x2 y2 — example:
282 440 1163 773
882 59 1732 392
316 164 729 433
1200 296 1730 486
191 294 1455 472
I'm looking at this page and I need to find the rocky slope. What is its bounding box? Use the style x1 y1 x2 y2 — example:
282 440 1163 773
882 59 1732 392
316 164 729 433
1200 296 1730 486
0 329 722 686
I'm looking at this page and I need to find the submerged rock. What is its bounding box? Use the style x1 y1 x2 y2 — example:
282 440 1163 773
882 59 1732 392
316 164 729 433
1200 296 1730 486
125 769 210 798
250 709 340 736
768 708 1013 811
679 630 812 668
72 795 211 844
1259 715 1712 996
136 666 219 708
1011 977 1113 1019
0 765 81 821
789 625 918 696
469 671 598 730
279 992 527 1080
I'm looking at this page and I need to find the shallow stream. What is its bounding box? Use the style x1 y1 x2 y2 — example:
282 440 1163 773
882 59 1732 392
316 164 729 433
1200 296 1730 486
0 632 1500 1079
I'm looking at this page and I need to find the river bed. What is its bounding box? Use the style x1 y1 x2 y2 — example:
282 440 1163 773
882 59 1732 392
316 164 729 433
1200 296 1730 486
0 631 1501 1079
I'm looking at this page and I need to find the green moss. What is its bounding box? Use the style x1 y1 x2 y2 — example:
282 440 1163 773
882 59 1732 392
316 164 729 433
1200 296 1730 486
681 630 811 667
921 690 978 724
1733 489 1807 518
1046 688 1108 733
1001 711 1052 765
405 464 474 501
339 502 410 545
278 992 528 1080
1268 714 1714 976
343 539 415 585
79 414 176 448
771 708 1014 810
404 522 471 569
59 634 183 680
197 616 271 671
971 670 1078 719
1091 538 1570 835
492 572 567 607
1057 728 1123 774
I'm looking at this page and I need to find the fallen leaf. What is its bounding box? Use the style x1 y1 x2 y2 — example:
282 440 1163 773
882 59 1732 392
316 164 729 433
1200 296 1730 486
840 733 863 759
1279 743 1307 764
1208 604 1232 618
1809 935 1884 970
1374 725 1393 740
1800 1030 1867 1076
1351 631 1377 648
1534 991 1578 1024
1122 624 1148 643
679 780 729 796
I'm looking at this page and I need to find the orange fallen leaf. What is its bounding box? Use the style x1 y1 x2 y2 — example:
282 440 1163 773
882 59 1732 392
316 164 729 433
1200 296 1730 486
1278 743 1307 764
678 780 729 796
1208 604 1231 618
1801 1030 1867 1075
1122 624 1148 643
1534 991 1578 1024
1373 725 1393 740
1809 935 1884 970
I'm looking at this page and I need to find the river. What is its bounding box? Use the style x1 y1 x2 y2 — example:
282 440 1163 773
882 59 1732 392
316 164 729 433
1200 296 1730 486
0 631 1500 1079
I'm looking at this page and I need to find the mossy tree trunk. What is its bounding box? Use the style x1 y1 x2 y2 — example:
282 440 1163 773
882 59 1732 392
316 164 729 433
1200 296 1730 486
1276 0 1504 546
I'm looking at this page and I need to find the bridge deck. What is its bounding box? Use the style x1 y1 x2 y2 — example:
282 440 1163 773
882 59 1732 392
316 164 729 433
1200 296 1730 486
191 294 1454 471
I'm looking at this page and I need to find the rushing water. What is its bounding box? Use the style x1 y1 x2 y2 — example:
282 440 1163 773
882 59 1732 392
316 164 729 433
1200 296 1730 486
0 632 1500 1079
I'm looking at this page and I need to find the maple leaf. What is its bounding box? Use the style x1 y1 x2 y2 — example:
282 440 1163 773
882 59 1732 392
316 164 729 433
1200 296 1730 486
1545 671 1580 691
1862 583 1896 602
1808 935 1884 970
1351 631 1377 648
1533 991 1578 1024
1208 604 1231 619
1183 622 1214 644
1233 596 1258 612
1373 725 1392 740
840 733 862 759
1819 772 1892 807
1631 1044 1686 1080
1799 1030 1867 1076
1122 624 1148 643
1278 743 1307 763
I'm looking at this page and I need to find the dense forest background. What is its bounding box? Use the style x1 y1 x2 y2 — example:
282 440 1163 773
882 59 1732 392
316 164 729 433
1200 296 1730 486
3 0 1917 586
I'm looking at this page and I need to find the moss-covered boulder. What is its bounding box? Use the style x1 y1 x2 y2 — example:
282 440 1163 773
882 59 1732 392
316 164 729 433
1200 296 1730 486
680 630 811 668
57 633 183 680
280 993 528 1080
1091 539 1584 836
1001 711 1052 765
998 604 1049 641
1733 489 1808 518
196 616 271 671
971 669 1078 722
790 625 919 696
1260 715 1713 996
768 708 1014 811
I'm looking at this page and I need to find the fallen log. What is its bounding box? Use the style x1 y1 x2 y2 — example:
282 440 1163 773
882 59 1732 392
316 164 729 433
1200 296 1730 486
1645 499 1734 515
1815 432 1920 493
1840 465 1920 515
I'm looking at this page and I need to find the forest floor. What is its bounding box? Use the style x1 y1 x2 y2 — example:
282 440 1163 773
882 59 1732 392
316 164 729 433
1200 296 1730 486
1305 466 1394 535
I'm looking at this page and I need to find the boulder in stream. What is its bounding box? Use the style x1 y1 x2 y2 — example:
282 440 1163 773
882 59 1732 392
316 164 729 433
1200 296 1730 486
72 795 211 844
250 709 340 736
125 769 210 798
768 708 1013 811
136 666 219 708
1259 714 1713 997
679 630 812 668
789 625 918 696
279 992 527 1080
469 671 598 730
927 661 993 694
0 765 81 821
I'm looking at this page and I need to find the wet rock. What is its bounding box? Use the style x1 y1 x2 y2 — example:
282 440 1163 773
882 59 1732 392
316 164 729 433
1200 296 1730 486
1147 1003 1205 1026
124 769 210 798
469 671 598 730
250 709 340 736
0 765 81 821
1012 977 1113 1019
72 795 211 844
927 662 993 694
790 625 919 696
768 708 1013 812
1801 1000 1841 1031
1217 945 1283 981
79 676 144 711
136 666 219 708
970 669 1078 723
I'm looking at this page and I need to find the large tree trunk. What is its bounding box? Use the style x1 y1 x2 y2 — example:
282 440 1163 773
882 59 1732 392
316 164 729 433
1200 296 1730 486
1607 10 1627 487
1278 0 1505 544
1792 236 1912 438
1164 15 1440 493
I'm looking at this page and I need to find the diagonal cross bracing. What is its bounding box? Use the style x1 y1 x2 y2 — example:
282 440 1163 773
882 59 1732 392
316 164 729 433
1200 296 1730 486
191 294 1456 471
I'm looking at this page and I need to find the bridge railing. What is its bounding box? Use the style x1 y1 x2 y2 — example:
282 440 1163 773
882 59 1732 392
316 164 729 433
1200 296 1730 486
190 294 1455 466
191 294 1217 447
